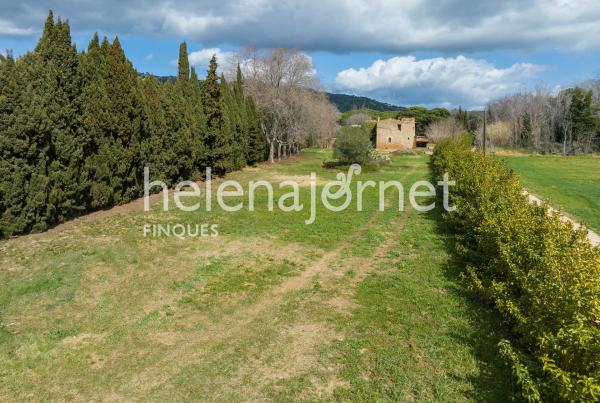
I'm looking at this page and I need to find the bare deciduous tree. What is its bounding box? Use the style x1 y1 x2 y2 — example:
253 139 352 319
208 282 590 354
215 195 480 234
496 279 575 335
345 113 372 126
230 47 340 162
425 118 462 143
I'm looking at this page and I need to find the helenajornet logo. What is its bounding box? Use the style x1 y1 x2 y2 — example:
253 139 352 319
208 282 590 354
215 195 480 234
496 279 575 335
141 165 456 238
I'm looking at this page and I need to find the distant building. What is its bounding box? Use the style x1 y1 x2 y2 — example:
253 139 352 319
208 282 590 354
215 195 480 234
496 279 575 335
375 117 428 150
376 118 416 150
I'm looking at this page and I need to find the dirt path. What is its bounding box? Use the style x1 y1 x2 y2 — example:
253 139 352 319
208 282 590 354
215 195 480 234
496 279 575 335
525 191 600 247
111 166 419 400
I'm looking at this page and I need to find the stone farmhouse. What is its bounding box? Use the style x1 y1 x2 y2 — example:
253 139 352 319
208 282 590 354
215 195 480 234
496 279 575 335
375 117 428 150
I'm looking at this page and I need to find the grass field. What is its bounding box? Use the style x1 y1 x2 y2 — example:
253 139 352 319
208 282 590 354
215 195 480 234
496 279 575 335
0 149 513 401
502 155 600 233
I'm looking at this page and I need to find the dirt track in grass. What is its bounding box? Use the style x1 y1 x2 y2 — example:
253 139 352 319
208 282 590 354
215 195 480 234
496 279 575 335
1 150 514 401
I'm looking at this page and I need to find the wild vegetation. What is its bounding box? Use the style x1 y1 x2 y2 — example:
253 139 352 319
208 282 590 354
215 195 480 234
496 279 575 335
331 126 373 165
485 84 600 153
432 136 600 401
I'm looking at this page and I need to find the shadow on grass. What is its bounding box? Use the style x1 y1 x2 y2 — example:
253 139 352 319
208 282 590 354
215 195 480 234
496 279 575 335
422 205 516 402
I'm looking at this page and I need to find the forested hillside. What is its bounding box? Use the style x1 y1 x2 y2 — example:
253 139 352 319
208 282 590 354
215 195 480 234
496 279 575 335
0 12 265 237
326 92 405 112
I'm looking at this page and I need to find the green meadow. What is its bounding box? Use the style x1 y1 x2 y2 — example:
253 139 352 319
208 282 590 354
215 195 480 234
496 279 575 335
0 150 513 401
502 155 600 232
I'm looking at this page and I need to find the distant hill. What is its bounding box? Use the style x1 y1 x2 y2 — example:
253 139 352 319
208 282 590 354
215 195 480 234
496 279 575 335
326 92 405 113
139 73 177 84
136 76 404 115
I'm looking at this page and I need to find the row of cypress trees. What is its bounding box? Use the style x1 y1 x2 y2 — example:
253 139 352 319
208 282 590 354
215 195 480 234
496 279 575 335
0 11 267 237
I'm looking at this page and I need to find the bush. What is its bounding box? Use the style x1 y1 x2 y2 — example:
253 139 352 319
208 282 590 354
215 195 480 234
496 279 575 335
431 136 600 402
332 126 373 165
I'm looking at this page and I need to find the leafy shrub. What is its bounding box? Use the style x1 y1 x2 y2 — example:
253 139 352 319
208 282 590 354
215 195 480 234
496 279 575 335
369 149 390 163
431 136 600 402
332 126 373 165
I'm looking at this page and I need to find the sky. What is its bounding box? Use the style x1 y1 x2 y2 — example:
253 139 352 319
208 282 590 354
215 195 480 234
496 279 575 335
1 0 600 109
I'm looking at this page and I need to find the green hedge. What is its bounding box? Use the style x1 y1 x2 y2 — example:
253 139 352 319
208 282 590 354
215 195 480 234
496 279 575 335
431 136 600 401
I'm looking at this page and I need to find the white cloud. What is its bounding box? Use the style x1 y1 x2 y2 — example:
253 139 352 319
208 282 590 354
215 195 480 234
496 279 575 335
335 55 545 108
0 19 36 36
144 53 154 60
170 47 236 73
187 47 235 69
2 1 600 53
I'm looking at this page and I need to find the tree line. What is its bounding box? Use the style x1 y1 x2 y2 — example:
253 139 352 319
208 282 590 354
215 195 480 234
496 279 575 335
485 84 600 153
0 11 267 237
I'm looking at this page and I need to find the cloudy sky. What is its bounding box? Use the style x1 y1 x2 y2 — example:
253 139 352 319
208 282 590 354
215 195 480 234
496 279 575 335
1 0 600 108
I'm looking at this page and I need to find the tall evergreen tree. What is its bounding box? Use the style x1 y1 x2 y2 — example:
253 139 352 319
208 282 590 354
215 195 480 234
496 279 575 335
177 42 190 82
201 55 232 174
245 96 266 165
222 74 246 170
188 66 208 171
105 36 142 202
569 87 596 147
79 33 114 208
139 76 173 184
0 52 29 236
0 11 267 237
520 112 532 147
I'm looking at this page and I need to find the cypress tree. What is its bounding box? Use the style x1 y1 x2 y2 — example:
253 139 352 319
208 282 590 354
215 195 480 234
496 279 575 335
245 96 266 165
44 17 85 224
79 33 114 208
234 65 244 105
13 11 84 232
569 88 596 146
105 36 142 202
139 76 173 184
0 12 267 237
519 112 532 147
221 74 246 170
201 55 232 174
177 42 190 82
189 66 207 170
0 53 29 236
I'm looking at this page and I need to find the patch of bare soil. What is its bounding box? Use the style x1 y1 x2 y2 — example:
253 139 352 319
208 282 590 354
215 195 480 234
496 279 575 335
108 162 420 399
492 148 538 157
268 174 328 187
102 207 386 398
